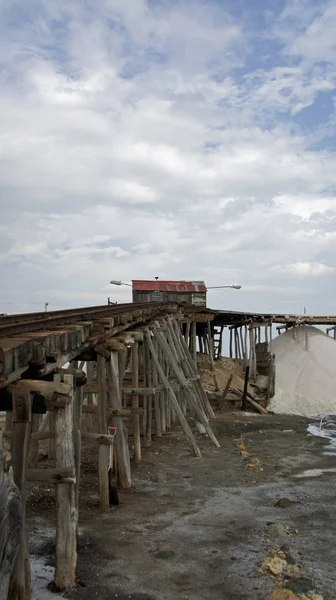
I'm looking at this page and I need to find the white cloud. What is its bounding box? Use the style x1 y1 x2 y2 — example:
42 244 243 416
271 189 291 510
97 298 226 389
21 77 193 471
281 262 335 277
0 0 336 317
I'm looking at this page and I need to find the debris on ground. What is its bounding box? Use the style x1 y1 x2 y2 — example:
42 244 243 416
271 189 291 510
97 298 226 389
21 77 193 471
266 524 287 537
275 498 297 508
261 553 288 576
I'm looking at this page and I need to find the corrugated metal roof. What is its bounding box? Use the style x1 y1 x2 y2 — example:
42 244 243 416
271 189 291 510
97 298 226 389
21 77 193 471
132 280 207 293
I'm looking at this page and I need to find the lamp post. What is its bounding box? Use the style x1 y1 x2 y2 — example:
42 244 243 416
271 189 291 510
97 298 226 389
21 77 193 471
110 280 132 287
207 285 242 290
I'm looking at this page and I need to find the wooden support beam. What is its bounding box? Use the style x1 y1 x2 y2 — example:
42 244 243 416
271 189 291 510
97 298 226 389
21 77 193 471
131 342 141 462
145 330 202 458
54 373 77 590
81 433 115 445
107 353 131 489
0 438 22 600
97 355 109 510
27 468 75 483
7 385 32 600
143 338 152 448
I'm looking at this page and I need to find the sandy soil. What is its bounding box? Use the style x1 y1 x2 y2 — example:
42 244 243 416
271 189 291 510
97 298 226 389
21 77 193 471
28 413 336 600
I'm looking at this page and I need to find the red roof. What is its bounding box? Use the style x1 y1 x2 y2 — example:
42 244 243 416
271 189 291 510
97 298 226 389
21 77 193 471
132 280 207 293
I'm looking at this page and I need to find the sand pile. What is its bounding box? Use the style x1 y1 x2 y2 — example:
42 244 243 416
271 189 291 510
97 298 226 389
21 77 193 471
269 326 336 417
197 355 244 392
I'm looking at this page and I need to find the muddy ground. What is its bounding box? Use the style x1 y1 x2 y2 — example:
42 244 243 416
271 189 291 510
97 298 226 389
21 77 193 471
28 413 336 600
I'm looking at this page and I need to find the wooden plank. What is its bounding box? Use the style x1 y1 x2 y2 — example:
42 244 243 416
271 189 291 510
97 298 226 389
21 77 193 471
54 373 77 590
0 438 22 600
97 355 109 510
107 353 131 488
145 330 202 458
7 385 32 600
132 342 141 462
27 468 75 483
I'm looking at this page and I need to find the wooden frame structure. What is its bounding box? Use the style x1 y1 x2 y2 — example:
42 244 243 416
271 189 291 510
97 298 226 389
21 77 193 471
1 301 336 598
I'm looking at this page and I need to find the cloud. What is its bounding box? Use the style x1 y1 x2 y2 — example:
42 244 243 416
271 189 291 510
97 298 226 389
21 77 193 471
0 0 336 317
281 262 335 277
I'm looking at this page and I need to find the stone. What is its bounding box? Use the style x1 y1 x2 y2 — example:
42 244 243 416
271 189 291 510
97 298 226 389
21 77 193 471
287 578 314 595
266 590 298 600
266 523 287 537
154 550 175 559
275 498 297 508
261 556 288 576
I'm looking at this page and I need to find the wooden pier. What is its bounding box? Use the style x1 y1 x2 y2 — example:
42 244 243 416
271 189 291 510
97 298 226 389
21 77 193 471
1 301 336 598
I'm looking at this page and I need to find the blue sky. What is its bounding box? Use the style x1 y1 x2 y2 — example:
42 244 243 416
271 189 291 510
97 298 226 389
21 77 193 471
0 0 336 314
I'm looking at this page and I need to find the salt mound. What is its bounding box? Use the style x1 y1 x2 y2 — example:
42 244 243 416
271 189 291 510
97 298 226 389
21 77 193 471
268 326 336 417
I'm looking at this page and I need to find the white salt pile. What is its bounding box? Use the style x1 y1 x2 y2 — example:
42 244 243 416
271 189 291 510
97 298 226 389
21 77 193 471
268 325 336 417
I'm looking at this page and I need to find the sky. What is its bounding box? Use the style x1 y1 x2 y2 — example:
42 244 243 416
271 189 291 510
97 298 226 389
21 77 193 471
0 0 336 315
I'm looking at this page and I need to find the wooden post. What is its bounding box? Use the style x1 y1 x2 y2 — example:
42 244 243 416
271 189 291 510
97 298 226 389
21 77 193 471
152 338 162 437
107 352 131 488
143 341 152 447
242 366 250 411
48 411 56 460
54 373 77 590
73 385 83 521
159 346 166 434
154 324 220 448
229 328 233 358
0 438 22 600
132 342 141 462
97 355 109 510
8 385 32 600
191 322 197 367
145 331 202 458
28 414 40 468
184 321 191 346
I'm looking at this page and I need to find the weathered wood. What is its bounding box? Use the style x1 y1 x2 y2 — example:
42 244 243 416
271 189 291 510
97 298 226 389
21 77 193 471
131 342 141 462
219 373 233 410
170 318 216 421
241 366 250 411
73 385 83 521
54 373 77 590
152 337 162 437
143 340 152 448
0 439 22 600
145 330 202 458
107 352 131 488
81 433 115 445
191 322 197 367
27 468 75 483
8 386 32 600
154 326 220 449
28 414 40 468
97 355 109 510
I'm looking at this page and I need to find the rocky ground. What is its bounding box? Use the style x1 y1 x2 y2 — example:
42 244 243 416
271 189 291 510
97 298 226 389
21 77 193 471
27 412 336 600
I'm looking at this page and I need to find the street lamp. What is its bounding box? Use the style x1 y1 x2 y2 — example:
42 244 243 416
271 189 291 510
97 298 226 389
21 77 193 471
207 285 242 290
110 280 132 287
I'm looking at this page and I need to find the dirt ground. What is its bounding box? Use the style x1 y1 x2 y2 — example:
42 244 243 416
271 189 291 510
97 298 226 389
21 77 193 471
28 412 336 600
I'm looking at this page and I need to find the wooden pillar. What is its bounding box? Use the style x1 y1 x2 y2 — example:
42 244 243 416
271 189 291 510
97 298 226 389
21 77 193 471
132 342 141 462
107 352 131 488
28 414 40 468
152 338 162 437
229 328 233 358
73 385 83 521
97 355 109 510
54 373 77 590
0 437 22 600
8 385 32 600
143 341 152 447
145 330 202 458
191 322 197 368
